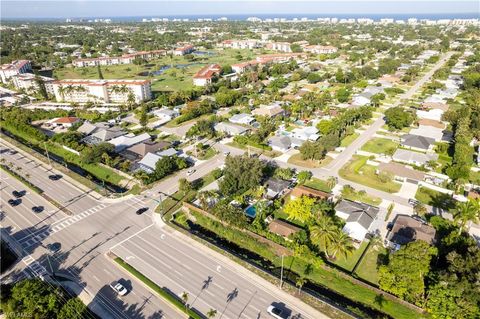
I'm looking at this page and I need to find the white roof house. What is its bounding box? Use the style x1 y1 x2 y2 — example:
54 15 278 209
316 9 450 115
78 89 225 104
409 126 445 142
109 132 151 152
268 135 292 152
417 109 444 122
335 199 379 242
214 122 249 136
229 113 255 125
351 94 371 107
291 126 320 141
138 152 162 173
392 149 438 166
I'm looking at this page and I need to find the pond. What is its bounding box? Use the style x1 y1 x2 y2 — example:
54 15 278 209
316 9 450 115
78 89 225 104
138 63 203 76
193 50 216 56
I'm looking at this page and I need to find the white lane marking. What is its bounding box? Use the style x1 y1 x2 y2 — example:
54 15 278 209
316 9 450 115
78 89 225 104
108 223 154 251
213 283 225 290
216 265 221 272
92 275 100 282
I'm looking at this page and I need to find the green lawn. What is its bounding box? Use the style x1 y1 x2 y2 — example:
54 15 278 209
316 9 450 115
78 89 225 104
341 188 382 206
340 133 359 147
361 138 398 155
288 154 333 169
331 241 369 272
354 243 388 285
339 156 401 193
414 186 456 210
304 177 333 192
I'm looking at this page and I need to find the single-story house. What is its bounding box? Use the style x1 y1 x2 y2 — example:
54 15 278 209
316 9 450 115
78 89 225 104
152 108 179 123
252 103 285 117
351 94 371 107
401 134 435 152
386 215 436 250
289 185 331 201
265 177 291 199
378 162 425 182
268 219 301 239
214 122 249 136
156 147 179 157
335 199 379 242
409 126 445 142
121 140 171 161
229 113 255 125
417 119 446 129
421 102 449 112
268 135 291 152
79 122 126 144
291 126 320 141
51 116 81 128
109 132 151 153
137 152 162 173
392 149 438 166
416 109 444 122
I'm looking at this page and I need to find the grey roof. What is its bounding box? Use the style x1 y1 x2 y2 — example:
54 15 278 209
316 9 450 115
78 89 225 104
156 148 178 157
90 126 126 142
336 199 379 229
109 132 151 152
392 149 438 165
229 113 254 123
265 177 290 193
138 152 162 171
77 121 97 135
126 140 171 157
214 122 249 135
388 215 436 245
268 135 291 149
401 134 435 150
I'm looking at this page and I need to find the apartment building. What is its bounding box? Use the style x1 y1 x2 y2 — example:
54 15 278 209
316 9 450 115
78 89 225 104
173 44 195 56
303 45 338 54
11 73 55 95
72 50 167 67
0 60 32 83
193 64 222 86
219 39 262 50
52 79 151 103
266 42 292 53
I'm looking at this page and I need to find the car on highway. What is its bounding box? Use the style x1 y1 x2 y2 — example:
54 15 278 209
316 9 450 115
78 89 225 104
110 282 128 296
8 150 17 155
267 305 288 319
187 169 196 176
7 199 21 206
12 190 26 198
32 206 44 213
136 207 148 215
46 242 61 253
48 174 63 181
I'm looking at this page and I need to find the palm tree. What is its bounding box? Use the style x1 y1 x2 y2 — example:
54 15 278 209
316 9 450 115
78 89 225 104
296 276 306 294
326 176 337 190
25 173 30 180
206 308 217 318
452 199 480 235
328 229 354 260
181 291 189 312
309 215 337 253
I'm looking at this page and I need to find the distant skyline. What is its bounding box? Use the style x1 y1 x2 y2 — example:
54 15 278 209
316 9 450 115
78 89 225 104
2 1 479 19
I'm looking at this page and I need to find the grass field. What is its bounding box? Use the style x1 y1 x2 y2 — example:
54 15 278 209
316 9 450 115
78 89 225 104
415 186 456 210
331 241 369 272
361 138 398 154
288 154 333 168
354 243 388 285
339 156 401 193
341 187 382 206
304 177 333 192
340 133 359 147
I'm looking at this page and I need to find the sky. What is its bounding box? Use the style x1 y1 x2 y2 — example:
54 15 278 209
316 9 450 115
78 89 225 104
1 0 479 19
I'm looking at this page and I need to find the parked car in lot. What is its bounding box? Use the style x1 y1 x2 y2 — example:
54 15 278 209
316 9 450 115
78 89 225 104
46 242 61 253
187 169 196 176
110 282 128 296
32 206 44 213
267 305 288 319
136 207 148 215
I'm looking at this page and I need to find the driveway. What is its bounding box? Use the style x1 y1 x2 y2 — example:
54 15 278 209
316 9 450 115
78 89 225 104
397 181 418 199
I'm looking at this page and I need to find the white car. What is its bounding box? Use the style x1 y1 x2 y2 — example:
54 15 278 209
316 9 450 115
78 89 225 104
187 169 196 176
110 282 128 296
267 305 288 319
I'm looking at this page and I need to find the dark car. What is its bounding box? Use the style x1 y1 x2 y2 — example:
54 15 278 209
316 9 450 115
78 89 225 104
48 174 62 181
8 199 21 206
46 242 61 253
12 190 26 198
32 206 44 213
136 207 149 215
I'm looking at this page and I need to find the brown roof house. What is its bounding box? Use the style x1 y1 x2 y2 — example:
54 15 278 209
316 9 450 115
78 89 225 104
289 185 331 201
378 162 425 183
268 219 301 239
386 215 436 250
121 140 171 161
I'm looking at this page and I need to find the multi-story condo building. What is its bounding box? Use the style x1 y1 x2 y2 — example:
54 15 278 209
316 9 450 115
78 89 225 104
266 42 292 53
193 64 222 86
0 60 32 83
52 79 151 103
72 50 167 67
173 44 195 56
303 45 338 54
219 39 263 50
11 73 55 95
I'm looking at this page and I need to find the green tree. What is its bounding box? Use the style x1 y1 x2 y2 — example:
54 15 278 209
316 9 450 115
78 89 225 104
207 308 218 318
57 298 88 319
284 196 316 223
328 229 354 259
97 64 104 79
379 240 437 305
452 199 480 234
384 107 414 130
179 178 193 194
309 215 337 252
335 87 351 103
306 73 321 84
296 170 312 184
219 155 265 196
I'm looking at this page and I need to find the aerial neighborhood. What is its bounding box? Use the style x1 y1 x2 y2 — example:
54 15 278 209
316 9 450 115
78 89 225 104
0 9 479 319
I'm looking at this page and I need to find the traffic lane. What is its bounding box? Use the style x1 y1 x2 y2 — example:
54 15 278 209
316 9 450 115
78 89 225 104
0 145 98 211
113 227 310 319
0 173 66 238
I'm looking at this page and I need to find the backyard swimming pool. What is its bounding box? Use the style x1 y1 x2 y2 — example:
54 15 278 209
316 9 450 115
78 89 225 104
244 205 257 218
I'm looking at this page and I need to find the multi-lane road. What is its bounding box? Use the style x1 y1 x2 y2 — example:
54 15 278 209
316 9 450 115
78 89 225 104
0 140 326 319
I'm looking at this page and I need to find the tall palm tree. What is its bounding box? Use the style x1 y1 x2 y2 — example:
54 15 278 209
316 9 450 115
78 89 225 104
181 291 189 312
328 229 354 260
326 176 337 190
309 215 337 253
452 199 480 235
206 308 217 318
296 276 306 294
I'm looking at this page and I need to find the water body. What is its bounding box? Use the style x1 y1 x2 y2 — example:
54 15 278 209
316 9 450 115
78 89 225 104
138 62 203 76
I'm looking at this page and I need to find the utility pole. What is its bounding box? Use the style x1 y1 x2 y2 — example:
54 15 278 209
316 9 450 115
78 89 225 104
158 192 163 215
43 142 52 168
279 254 284 289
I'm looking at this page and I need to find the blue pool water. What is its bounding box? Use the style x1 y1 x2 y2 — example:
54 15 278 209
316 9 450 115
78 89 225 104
245 205 257 218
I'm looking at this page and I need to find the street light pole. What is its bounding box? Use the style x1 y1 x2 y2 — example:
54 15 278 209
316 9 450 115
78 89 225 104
279 254 284 289
43 142 52 168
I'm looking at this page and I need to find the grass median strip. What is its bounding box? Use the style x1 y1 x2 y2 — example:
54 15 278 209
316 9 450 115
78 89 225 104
1 164 43 194
113 257 203 319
